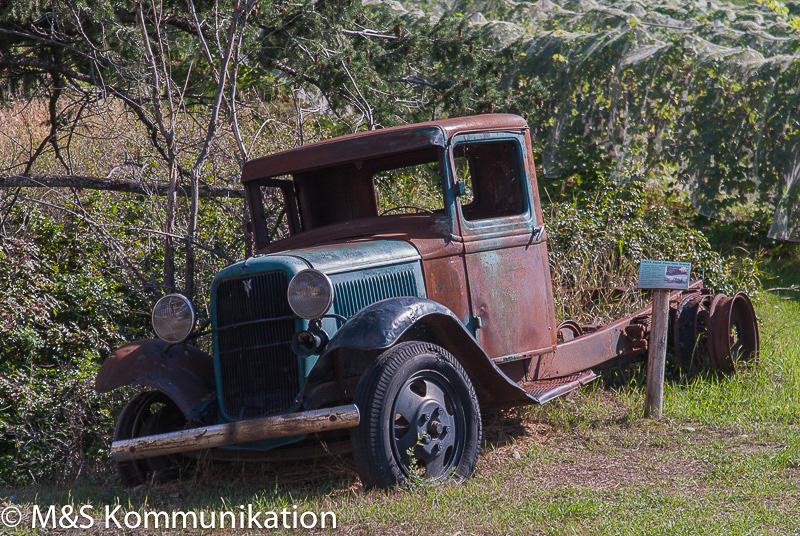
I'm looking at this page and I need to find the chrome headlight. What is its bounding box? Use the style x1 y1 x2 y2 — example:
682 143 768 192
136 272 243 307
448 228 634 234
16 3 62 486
287 269 334 320
152 294 196 343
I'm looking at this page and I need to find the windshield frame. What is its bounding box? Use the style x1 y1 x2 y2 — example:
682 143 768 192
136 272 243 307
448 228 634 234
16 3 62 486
246 146 460 250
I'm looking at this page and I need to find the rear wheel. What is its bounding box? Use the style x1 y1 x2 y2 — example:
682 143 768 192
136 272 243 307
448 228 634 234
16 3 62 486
351 341 482 490
113 391 192 486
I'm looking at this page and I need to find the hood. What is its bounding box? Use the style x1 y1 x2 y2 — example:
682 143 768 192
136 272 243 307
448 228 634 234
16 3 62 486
215 239 421 281
282 240 421 274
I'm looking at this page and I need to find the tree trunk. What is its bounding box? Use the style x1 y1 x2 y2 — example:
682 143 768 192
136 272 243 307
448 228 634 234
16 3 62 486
163 159 178 292
185 169 200 303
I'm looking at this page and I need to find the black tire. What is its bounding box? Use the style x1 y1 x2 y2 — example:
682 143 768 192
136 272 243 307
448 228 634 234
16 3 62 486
351 341 482 490
113 391 192 486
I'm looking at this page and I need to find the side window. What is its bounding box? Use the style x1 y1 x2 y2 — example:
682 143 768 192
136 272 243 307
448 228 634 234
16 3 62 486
453 140 525 221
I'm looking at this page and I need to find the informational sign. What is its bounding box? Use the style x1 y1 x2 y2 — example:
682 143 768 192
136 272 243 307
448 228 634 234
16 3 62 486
637 260 692 290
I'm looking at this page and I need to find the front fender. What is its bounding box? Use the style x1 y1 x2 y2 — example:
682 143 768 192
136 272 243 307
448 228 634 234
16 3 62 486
303 297 535 407
95 339 216 421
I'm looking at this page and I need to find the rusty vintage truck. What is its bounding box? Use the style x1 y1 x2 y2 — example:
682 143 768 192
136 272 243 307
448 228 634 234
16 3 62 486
95 114 759 489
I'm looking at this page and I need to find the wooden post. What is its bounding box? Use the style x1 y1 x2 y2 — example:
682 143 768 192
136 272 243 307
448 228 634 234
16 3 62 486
644 289 670 418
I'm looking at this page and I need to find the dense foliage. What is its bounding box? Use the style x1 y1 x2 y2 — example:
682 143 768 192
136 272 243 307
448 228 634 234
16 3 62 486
0 206 148 484
254 1 547 128
385 0 800 241
547 180 762 324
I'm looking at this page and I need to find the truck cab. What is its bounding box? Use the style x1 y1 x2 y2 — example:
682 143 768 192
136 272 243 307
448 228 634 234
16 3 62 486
240 114 557 393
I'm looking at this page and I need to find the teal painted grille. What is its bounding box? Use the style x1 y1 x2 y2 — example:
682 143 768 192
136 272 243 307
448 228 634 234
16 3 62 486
334 270 418 319
215 271 298 419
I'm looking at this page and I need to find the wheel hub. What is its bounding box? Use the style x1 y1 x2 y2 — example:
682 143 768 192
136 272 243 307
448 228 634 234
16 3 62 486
391 371 465 478
429 421 444 439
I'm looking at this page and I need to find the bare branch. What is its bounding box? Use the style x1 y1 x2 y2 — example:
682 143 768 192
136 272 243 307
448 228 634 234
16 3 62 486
113 7 198 34
186 0 244 301
187 0 221 82
228 4 253 164
0 174 244 198
389 75 437 88
341 29 398 40
0 53 93 83
274 60 320 86
341 59 375 129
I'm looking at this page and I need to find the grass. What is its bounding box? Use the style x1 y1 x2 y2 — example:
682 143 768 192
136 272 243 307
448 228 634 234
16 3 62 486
2 258 799 535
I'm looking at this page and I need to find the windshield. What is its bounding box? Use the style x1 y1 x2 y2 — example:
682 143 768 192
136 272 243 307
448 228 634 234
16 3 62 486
256 147 445 238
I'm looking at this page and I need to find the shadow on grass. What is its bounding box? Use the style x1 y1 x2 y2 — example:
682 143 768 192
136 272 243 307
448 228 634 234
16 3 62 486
6 409 550 508
4 450 360 510
482 407 549 450
761 251 800 305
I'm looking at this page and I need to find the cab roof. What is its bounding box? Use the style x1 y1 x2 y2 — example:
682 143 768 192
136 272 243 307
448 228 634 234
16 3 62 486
241 114 528 182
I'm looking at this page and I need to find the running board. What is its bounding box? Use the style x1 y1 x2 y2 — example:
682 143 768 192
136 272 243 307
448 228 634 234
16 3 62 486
520 370 598 404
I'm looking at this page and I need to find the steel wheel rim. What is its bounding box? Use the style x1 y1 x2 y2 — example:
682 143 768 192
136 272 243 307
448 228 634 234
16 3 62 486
390 370 466 479
711 292 759 372
114 391 188 484
140 397 188 477
693 295 714 371
114 391 163 484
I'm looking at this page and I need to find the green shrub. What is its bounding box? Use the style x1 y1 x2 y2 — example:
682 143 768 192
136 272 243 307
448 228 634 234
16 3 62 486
0 215 146 485
546 180 762 324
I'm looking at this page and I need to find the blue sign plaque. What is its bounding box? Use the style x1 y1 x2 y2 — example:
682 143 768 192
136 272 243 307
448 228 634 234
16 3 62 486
637 260 692 290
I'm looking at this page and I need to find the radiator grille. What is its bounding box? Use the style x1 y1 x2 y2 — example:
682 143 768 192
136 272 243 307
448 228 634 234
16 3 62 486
215 271 298 420
334 270 418 319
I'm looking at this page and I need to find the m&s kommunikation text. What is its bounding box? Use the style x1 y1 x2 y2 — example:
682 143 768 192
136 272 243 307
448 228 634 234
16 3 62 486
14 504 336 530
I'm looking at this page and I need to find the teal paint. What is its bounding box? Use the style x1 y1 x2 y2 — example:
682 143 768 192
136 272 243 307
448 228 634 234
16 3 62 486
283 240 422 274
209 239 425 451
331 263 426 322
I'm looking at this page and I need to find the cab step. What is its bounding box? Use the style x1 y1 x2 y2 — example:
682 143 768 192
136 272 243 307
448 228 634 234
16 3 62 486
520 370 598 404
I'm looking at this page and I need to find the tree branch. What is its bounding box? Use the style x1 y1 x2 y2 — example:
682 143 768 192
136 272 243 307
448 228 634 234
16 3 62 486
114 7 197 34
0 174 244 198
0 53 93 83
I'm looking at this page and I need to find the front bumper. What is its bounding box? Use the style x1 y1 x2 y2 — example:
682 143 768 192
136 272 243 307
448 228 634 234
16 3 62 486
111 404 360 462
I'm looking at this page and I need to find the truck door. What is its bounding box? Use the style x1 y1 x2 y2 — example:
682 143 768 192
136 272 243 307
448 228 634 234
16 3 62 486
450 132 556 376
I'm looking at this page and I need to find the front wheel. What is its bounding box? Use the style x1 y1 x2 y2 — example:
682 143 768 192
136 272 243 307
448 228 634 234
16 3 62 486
113 391 193 486
351 341 482 489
